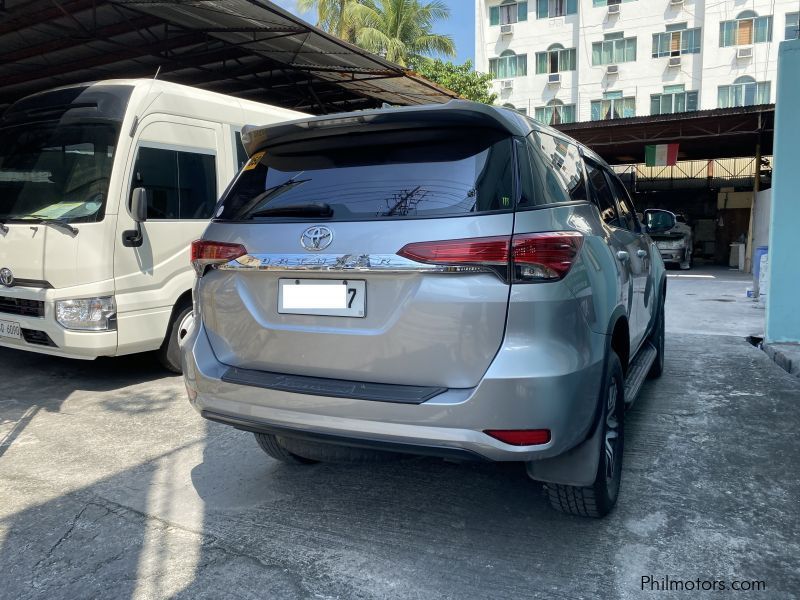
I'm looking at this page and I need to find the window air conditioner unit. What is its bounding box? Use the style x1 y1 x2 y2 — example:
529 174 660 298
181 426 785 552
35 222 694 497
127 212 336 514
501 79 514 90
548 73 561 85
737 46 753 59
500 24 513 35
668 56 681 68
606 64 619 75
608 4 620 15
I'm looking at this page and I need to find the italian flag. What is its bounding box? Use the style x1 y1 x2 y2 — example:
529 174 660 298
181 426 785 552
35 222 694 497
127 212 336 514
645 144 679 167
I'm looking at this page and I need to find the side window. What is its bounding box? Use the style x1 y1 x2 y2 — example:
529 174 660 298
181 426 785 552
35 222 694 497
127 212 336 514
585 160 621 227
608 175 639 232
521 130 588 207
132 147 217 219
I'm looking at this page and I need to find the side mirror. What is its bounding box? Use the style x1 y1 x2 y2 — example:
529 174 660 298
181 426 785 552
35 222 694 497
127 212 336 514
644 209 676 234
130 187 149 223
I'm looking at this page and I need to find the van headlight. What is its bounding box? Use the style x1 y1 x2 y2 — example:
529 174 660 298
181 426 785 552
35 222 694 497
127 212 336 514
56 297 116 331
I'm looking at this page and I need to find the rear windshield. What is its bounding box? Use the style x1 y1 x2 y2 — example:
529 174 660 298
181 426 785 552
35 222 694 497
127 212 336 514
215 128 514 222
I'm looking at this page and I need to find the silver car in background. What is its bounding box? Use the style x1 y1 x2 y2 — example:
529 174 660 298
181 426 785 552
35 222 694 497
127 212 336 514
182 102 674 517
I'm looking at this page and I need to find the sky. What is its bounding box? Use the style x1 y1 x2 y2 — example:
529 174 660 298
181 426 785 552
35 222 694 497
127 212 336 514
272 0 476 65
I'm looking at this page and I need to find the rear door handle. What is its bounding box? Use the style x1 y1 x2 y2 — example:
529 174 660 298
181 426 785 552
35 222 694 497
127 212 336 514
616 251 629 261
637 249 648 258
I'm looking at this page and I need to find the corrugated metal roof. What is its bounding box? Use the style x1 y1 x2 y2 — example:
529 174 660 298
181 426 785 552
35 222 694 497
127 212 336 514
0 0 458 114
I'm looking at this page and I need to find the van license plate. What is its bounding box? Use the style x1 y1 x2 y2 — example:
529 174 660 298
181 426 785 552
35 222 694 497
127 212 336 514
278 279 366 317
0 319 21 340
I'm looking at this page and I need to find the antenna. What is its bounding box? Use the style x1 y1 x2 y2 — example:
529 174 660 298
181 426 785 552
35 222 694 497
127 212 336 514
129 65 162 138
153 66 161 80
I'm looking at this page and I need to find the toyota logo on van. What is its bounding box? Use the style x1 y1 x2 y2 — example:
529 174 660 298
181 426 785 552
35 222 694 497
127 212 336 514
0 268 13 287
300 226 333 251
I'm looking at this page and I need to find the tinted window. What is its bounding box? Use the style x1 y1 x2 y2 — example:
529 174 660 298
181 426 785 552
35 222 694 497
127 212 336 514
520 131 587 207
608 175 639 231
132 147 217 219
585 160 621 227
217 129 514 221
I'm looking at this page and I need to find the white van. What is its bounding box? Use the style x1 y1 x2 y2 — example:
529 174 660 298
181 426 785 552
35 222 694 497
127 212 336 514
0 79 306 371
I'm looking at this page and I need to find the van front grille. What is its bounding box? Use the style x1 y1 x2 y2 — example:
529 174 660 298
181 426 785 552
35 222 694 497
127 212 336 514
0 296 45 318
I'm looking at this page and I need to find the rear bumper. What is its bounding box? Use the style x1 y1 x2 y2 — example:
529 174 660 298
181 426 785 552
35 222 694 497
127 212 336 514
182 319 607 462
659 248 690 263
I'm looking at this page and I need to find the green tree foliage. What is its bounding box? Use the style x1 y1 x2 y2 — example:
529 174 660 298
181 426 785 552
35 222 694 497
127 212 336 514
298 0 359 42
411 59 497 104
347 0 455 67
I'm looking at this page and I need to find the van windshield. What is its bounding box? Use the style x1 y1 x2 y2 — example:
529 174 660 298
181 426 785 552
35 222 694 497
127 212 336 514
216 128 514 222
0 121 120 223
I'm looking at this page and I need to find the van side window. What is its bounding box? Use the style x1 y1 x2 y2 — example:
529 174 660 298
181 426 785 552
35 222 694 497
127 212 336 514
608 175 639 232
522 131 588 206
131 147 217 219
585 160 621 227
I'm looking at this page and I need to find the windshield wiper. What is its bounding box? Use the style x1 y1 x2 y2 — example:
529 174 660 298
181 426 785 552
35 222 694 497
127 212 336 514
30 218 79 236
249 202 333 219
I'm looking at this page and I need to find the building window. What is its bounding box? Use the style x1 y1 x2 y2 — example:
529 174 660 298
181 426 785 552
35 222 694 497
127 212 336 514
787 13 800 40
592 0 635 6
536 0 577 18
535 44 577 73
591 91 635 120
592 32 637 65
490 50 528 78
720 11 772 47
534 100 576 125
652 24 701 57
718 76 770 108
650 85 699 115
490 1 528 25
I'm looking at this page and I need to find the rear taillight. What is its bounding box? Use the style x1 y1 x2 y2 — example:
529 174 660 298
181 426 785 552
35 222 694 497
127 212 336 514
511 231 583 281
485 429 551 446
397 231 582 283
191 240 247 276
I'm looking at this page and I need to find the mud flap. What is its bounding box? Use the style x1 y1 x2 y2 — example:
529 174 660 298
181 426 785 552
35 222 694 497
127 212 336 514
525 417 602 487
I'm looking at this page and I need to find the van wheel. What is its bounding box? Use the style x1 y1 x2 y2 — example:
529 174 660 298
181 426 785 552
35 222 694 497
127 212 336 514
156 302 193 374
544 352 625 518
254 433 317 465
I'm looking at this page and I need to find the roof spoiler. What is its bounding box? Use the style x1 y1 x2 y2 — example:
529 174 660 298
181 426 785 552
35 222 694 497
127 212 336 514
240 100 532 156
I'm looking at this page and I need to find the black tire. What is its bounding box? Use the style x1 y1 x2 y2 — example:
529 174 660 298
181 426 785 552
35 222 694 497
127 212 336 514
254 433 317 465
277 436 404 464
647 293 665 379
156 301 193 374
544 352 625 518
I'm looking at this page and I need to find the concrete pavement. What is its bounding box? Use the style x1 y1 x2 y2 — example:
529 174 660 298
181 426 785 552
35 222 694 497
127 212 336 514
1 273 798 599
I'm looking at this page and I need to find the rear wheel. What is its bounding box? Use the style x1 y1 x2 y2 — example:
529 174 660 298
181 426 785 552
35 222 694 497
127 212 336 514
156 301 193 374
254 433 317 465
544 352 625 518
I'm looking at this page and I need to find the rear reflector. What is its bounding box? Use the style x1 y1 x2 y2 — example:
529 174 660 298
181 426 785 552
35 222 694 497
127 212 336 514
191 240 248 276
484 429 551 446
397 231 582 282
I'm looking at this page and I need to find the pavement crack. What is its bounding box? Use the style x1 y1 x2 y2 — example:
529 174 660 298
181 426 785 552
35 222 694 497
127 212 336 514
32 502 90 571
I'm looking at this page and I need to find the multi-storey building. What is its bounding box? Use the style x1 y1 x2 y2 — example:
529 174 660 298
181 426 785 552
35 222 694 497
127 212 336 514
475 0 800 124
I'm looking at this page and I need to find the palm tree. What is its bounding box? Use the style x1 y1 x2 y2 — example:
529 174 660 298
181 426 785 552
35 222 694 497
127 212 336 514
347 0 456 67
298 0 359 43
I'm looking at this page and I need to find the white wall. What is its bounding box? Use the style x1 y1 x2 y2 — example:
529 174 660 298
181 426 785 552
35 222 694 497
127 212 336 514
475 0 796 121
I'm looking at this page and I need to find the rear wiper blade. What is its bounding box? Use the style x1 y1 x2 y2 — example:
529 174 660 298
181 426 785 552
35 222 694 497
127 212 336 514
249 202 333 219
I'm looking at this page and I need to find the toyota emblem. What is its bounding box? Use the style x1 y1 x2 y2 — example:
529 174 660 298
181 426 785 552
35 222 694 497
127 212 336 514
300 226 333 251
0 268 13 287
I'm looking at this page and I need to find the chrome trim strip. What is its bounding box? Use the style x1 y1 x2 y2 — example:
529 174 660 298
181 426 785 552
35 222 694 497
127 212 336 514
218 253 489 274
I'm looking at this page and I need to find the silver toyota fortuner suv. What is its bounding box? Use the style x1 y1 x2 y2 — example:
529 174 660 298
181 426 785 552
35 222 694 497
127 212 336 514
182 101 675 518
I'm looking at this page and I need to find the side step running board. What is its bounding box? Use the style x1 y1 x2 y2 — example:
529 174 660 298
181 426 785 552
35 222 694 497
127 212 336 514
624 341 657 407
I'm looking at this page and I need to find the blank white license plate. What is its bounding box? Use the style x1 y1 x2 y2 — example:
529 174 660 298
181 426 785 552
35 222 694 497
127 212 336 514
0 319 21 340
278 279 366 317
